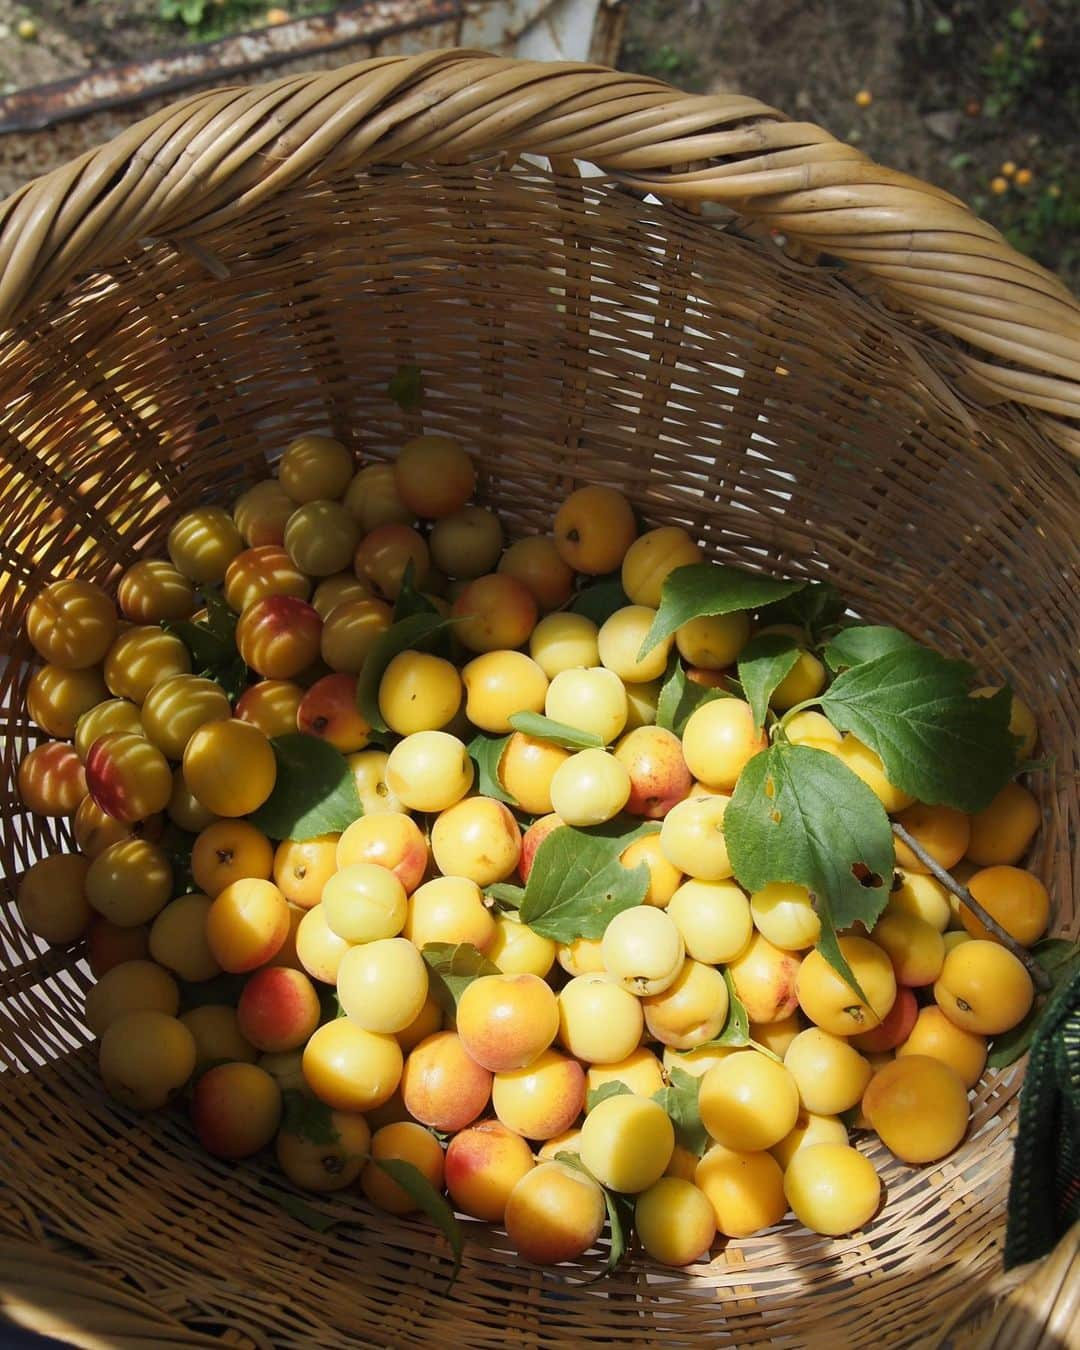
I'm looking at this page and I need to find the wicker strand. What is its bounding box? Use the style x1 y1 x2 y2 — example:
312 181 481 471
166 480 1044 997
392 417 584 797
0 52 1076 436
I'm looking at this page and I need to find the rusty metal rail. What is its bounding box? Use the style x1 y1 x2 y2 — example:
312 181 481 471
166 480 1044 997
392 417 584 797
0 0 625 196
0 0 462 134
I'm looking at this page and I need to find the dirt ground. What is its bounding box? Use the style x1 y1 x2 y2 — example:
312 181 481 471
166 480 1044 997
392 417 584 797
620 0 1078 287
0 0 1075 285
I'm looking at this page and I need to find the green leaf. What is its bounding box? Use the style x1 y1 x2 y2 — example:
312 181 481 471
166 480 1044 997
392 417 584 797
601 1188 635 1275
824 626 920 671
725 743 894 994
258 1185 344 1233
758 580 847 638
421 942 502 1018
1015 755 1055 778
357 613 453 733
247 734 363 841
485 883 524 911
640 563 806 658
507 712 604 750
552 1150 631 1276
712 969 751 1047
389 364 424 412
655 652 728 737
161 612 248 702
281 1090 340 1146
467 732 517 806
820 648 1016 811
570 575 630 626
586 1080 632 1112
519 819 659 943
371 1158 463 1284
176 972 247 1011
987 939 1080 1069
652 1067 709 1156
737 634 800 728
393 559 439 622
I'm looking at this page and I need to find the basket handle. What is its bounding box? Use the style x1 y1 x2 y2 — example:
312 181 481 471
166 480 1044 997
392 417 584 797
0 50 1076 441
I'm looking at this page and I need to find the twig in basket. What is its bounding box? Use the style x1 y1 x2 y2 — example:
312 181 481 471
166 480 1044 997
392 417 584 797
890 821 1051 993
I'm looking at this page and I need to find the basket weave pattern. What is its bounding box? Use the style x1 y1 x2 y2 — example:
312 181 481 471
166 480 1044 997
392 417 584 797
0 52 1077 1349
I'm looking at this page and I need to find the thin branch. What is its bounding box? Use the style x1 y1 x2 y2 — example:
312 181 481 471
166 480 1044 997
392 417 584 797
890 821 1050 992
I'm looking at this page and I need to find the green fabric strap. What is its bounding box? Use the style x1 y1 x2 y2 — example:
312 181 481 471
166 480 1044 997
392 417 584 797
1005 965 1080 1269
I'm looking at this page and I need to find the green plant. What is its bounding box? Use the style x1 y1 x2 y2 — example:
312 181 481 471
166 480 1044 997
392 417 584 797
982 8 1046 116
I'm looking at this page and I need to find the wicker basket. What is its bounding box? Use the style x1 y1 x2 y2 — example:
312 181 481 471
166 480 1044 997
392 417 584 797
0 50 1077 1350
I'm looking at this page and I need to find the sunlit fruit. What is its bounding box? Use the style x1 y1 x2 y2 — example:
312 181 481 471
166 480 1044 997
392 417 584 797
783 1144 880 1235
933 939 1034 1035
862 1055 969 1163
962 865 1050 947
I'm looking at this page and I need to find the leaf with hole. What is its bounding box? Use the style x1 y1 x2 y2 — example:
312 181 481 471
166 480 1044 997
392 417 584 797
725 743 894 994
421 942 502 1018
737 633 800 728
507 712 603 750
820 648 1017 811
639 563 806 658
247 734 362 841
519 819 659 943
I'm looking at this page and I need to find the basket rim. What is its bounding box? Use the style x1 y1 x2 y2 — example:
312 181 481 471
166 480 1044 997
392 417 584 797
0 50 1076 450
